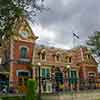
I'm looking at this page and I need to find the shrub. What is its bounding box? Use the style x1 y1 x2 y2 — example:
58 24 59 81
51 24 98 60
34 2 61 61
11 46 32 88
26 79 37 100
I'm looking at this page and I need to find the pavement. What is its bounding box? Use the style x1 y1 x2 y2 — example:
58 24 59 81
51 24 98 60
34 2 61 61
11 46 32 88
42 90 100 100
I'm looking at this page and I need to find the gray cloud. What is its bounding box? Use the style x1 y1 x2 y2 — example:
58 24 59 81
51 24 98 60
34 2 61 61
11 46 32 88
32 0 100 49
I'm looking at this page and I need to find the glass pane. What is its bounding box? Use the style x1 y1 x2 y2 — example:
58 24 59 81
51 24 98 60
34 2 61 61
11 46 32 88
20 47 28 58
46 69 50 78
42 68 45 78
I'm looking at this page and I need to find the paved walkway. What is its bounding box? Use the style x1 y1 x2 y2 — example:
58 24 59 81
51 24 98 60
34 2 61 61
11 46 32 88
42 90 100 100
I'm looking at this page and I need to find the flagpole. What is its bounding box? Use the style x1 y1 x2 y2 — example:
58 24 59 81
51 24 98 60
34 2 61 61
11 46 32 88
73 33 75 48
73 33 80 48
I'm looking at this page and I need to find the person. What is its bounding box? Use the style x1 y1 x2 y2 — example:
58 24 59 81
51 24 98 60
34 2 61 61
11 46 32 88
2 86 7 93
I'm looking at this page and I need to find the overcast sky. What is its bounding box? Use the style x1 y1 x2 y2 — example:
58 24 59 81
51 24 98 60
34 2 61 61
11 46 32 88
31 0 100 49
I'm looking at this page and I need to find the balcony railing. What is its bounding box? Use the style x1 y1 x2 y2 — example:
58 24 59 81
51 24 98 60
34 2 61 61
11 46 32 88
17 58 31 64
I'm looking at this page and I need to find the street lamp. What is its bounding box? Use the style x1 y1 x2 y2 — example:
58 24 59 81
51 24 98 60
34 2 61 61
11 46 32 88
67 65 70 69
37 62 41 100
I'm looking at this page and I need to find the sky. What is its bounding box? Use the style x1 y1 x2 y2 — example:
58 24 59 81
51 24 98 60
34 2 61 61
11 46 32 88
31 0 100 50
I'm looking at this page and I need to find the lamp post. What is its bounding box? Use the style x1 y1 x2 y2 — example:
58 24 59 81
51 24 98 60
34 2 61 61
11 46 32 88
37 62 41 100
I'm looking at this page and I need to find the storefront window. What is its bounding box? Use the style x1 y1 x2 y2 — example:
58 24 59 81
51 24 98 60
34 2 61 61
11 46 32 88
41 68 50 79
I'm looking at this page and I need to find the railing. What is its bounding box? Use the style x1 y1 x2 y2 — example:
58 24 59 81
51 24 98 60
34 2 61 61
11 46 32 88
17 58 31 64
0 79 100 94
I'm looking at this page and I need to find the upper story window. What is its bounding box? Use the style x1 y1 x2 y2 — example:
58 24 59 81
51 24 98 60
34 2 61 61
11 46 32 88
20 46 28 58
56 54 60 62
65 56 72 63
69 57 72 63
40 49 46 61
41 52 46 60
65 56 68 63
55 52 60 62
87 54 91 60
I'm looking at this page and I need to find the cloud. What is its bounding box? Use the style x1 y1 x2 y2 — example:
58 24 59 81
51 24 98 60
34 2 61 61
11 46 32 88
31 0 100 49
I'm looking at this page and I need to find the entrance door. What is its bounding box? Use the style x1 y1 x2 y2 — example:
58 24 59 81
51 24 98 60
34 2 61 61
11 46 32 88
17 70 30 92
40 67 51 93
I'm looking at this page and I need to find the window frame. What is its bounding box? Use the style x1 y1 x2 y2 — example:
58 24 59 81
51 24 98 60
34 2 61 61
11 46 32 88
19 46 29 59
40 49 46 61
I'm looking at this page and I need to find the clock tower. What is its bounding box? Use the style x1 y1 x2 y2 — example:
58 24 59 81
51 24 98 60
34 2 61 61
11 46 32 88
9 17 38 89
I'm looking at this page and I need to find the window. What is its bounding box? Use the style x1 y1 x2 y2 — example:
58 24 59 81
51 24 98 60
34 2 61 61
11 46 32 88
18 72 29 77
65 56 68 63
17 71 30 77
56 55 60 61
65 56 72 63
69 57 72 63
88 72 96 78
20 47 28 58
56 53 60 62
41 68 50 79
87 54 91 60
41 51 46 61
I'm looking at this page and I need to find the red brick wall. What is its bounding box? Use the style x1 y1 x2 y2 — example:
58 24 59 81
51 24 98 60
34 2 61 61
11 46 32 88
10 40 35 81
13 40 34 60
79 63 98 80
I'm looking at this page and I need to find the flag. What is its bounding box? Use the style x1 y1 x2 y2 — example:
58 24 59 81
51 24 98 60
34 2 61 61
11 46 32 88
73 33 79 39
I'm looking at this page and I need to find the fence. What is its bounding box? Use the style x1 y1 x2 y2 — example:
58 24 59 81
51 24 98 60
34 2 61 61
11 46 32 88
0 79 100 94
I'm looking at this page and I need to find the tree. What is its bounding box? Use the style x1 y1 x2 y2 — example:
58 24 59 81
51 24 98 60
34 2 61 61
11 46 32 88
0 0 44 41
87 31 100 56
26 79 37 100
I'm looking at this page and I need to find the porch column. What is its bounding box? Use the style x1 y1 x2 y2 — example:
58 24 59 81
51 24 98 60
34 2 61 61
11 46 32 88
77 70 79 91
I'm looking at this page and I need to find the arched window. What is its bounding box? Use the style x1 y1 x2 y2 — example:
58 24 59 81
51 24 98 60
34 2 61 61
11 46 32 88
55 52 60 62
69 57 72 63
56 54 60 61
65 56 72 63
41 51 46 60
40 49 46 61
20 47 28 58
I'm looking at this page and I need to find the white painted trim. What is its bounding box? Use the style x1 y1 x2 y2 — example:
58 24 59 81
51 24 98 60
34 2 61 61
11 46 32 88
88 71 96 77
16 70 31 77
19 45 29 52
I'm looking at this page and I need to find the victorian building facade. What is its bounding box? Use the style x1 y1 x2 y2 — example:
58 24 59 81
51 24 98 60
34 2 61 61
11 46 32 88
0 17 98 93
32 45 98 93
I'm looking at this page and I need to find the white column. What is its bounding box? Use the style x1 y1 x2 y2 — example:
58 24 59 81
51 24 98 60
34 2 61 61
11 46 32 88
9 39 14 87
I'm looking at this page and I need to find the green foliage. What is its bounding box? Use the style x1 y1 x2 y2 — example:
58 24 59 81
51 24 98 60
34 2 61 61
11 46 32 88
26 79 37 100
0 96 25 100
87 31 100 56
0 0 44 41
